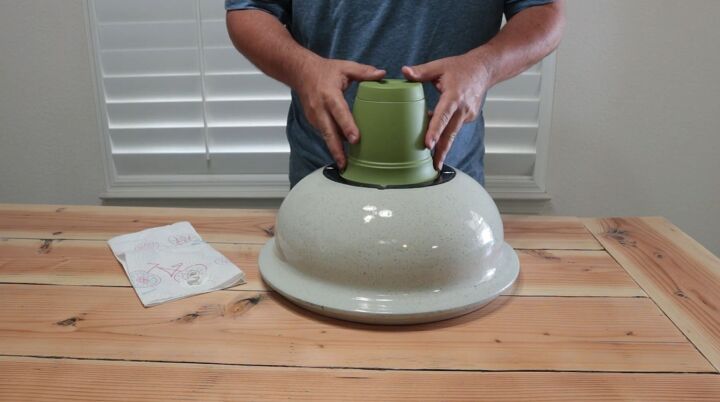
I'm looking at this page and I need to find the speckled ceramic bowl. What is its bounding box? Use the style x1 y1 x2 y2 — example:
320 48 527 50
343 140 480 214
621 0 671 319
258 165 519 325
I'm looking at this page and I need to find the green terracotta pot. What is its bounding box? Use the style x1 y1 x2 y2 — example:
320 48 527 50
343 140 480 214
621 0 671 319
340 79 438 186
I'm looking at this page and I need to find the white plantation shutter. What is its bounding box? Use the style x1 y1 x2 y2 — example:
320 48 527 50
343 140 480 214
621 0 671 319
484 58 554 199
89 0 554 199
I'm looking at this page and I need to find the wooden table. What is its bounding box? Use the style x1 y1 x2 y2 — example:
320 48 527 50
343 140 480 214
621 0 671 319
1 204 719 401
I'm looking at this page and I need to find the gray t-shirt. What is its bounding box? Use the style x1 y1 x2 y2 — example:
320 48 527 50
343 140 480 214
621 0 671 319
226 0 552 187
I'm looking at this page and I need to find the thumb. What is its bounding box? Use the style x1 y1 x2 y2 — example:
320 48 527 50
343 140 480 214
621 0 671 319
402 61 442 82
343 62 386 81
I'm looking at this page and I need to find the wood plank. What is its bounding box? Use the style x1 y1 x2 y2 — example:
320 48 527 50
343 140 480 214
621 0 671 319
0 238 263 290
0 239 644 297
585 217 720 371
504 214 603 250
0 284 709 372
514 249 645 296
0 204 602 249
0 203 276 244
2 357 720 402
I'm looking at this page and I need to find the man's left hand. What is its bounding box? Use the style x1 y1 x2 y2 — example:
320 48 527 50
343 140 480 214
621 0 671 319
402 53 491 170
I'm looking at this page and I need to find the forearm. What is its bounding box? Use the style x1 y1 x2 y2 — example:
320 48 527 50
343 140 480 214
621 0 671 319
469 0 565 87
226 10 319 89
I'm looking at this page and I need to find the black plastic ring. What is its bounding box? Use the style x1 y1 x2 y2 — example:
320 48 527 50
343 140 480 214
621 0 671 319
322 164 456 190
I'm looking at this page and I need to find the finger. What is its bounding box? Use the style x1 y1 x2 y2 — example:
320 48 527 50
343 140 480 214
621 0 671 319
343 61 386 82
314 112 347 169
402 61 442 82
425 94 458 149
327 93 360 143
433 111 465 171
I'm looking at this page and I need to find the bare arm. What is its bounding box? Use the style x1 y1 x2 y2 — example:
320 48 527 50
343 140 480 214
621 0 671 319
476 1 565 86
226 10 385 169
226 10 313 89
402 1 566 170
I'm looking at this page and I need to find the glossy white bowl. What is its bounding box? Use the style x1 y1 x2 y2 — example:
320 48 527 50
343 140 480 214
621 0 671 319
259 166 519 324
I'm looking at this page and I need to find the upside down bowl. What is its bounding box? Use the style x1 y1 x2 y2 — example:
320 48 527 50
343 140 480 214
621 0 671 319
259 165 519 324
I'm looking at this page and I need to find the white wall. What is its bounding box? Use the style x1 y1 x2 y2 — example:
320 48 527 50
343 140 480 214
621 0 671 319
0 1 106 204
546 0 720 253
0 0 718 254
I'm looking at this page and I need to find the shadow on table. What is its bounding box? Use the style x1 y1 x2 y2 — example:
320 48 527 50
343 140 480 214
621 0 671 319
265 287 514 332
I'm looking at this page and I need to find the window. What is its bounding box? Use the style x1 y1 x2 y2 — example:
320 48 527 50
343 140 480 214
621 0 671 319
88 0 555 200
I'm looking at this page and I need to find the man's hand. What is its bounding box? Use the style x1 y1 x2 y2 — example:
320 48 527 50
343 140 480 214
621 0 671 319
402 54 491 170
294 57 385 169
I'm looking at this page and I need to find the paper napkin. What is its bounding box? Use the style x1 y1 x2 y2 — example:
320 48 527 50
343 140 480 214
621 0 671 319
108 222 245 307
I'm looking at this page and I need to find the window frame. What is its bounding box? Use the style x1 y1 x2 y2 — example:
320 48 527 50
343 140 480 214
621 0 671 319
85 0 555 203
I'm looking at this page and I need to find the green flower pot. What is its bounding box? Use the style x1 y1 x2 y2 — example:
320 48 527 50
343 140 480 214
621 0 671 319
340 79 438 186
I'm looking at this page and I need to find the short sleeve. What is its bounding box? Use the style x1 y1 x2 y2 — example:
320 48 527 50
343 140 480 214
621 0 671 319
504 0 554 19
225 0 291 26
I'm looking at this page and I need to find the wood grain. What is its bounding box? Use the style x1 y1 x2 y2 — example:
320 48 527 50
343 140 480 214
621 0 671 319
0 284 709 372
513 249 645 296
0 203 276 244
585 217 720 371
0 204 601 249
504 214 603 250
2 356 720 402
0 239 643 296
0 238 263 290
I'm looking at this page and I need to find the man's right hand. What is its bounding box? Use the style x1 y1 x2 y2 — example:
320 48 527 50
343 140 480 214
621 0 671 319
292 56 385 169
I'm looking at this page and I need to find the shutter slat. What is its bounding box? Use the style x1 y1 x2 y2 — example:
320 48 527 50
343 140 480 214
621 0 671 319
484 152 536 176
200 0 227 20
94 0 195 23
104 75 201 102
107 102 204 128
483 99 539 125
116 152 290 176
202 19 233 48
210 126 288 152
485 125 538 151
98 21 198 50
205 99 290 126
209 152 290 174
109 127 206 152
205 74 290 100
114 152 208 175
101 49 199 76
487 73 541 99
204 47 258 74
